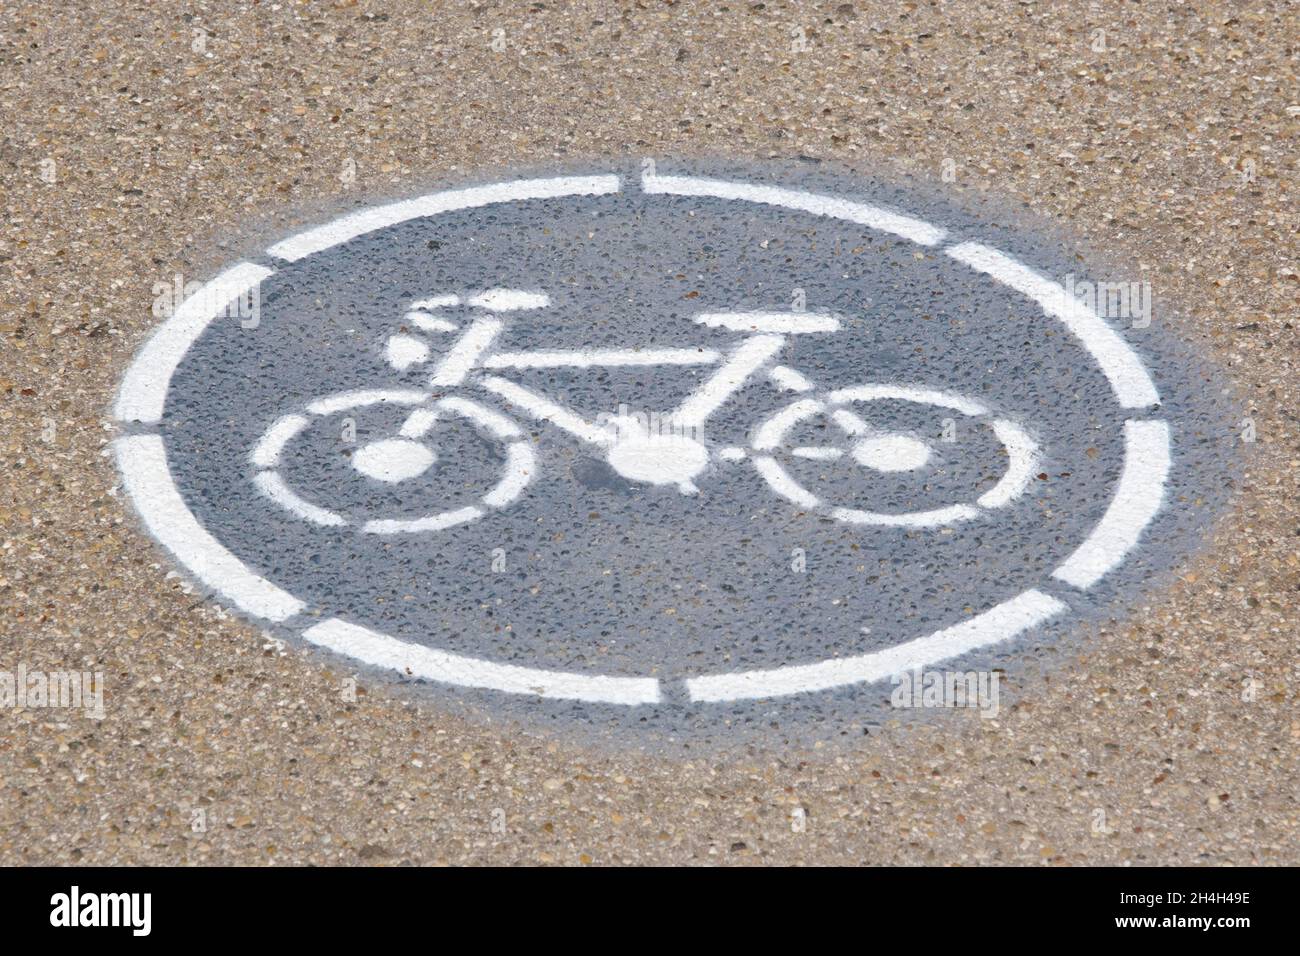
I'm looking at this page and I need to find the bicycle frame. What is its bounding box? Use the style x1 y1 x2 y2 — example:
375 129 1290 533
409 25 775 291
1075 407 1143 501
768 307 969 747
250 289 1037 532
420 308 840 450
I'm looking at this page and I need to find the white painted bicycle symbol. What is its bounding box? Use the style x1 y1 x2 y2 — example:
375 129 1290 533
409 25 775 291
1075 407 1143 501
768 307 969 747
251 288 1038 533
112 167 1193 711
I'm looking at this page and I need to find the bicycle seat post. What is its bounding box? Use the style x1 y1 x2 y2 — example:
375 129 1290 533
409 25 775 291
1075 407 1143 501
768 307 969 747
429 316 502 388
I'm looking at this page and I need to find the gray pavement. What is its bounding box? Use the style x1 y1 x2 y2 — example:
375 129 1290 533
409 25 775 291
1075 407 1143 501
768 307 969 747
0 0 1296 865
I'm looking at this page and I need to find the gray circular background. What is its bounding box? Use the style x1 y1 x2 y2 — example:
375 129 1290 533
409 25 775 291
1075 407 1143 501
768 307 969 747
152 160 1236 748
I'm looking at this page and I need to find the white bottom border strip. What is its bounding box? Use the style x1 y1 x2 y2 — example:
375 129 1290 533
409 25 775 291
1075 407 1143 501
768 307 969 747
686 589 1067 702
1052 420 1172 590
302 618 662 705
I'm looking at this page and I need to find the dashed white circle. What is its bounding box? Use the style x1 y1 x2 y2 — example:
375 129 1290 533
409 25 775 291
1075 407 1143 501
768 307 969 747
113 169 1170 706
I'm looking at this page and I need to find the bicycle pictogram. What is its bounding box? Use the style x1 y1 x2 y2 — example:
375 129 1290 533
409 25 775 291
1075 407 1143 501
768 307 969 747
251 289 1038 534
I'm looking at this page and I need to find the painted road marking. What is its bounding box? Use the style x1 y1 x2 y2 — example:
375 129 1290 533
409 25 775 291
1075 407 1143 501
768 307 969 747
115 435 305 621
976 420 1039 510
790 446 844 461
479 375 611 446
769 365 815 393
685 589 1067 701
827 384 989 417
435 396 522 439
249 414 309 470
1052 420 1172 589
302 618 662 705
946 242 1161 409
253 471 347 528
465 288 551 312
305 389 428 416
266 176 622 261
643 172 947 246
114 263 273 425
850 434 932 472
362 505 484 536
385 334 430 370
673 334 787 429
429 318 502 386
483 348 719 369
351 438 437 483
111 162 1218 725
748 386 1036 526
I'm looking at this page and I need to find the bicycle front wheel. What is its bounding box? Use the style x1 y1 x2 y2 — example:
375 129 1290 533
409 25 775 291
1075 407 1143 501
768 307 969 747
249 389 535 535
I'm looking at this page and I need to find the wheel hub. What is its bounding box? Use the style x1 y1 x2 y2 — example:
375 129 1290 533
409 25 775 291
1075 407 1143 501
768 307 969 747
606 434 709 493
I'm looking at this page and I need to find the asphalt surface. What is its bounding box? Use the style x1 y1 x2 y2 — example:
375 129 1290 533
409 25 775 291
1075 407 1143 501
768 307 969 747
1 1 1296 864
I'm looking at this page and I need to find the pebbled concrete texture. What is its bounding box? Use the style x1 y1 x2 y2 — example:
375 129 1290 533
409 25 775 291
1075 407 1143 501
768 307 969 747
1 0 1296 864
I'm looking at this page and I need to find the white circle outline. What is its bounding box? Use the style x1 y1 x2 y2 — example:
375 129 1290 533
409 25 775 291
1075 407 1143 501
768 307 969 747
112 170 1170 705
